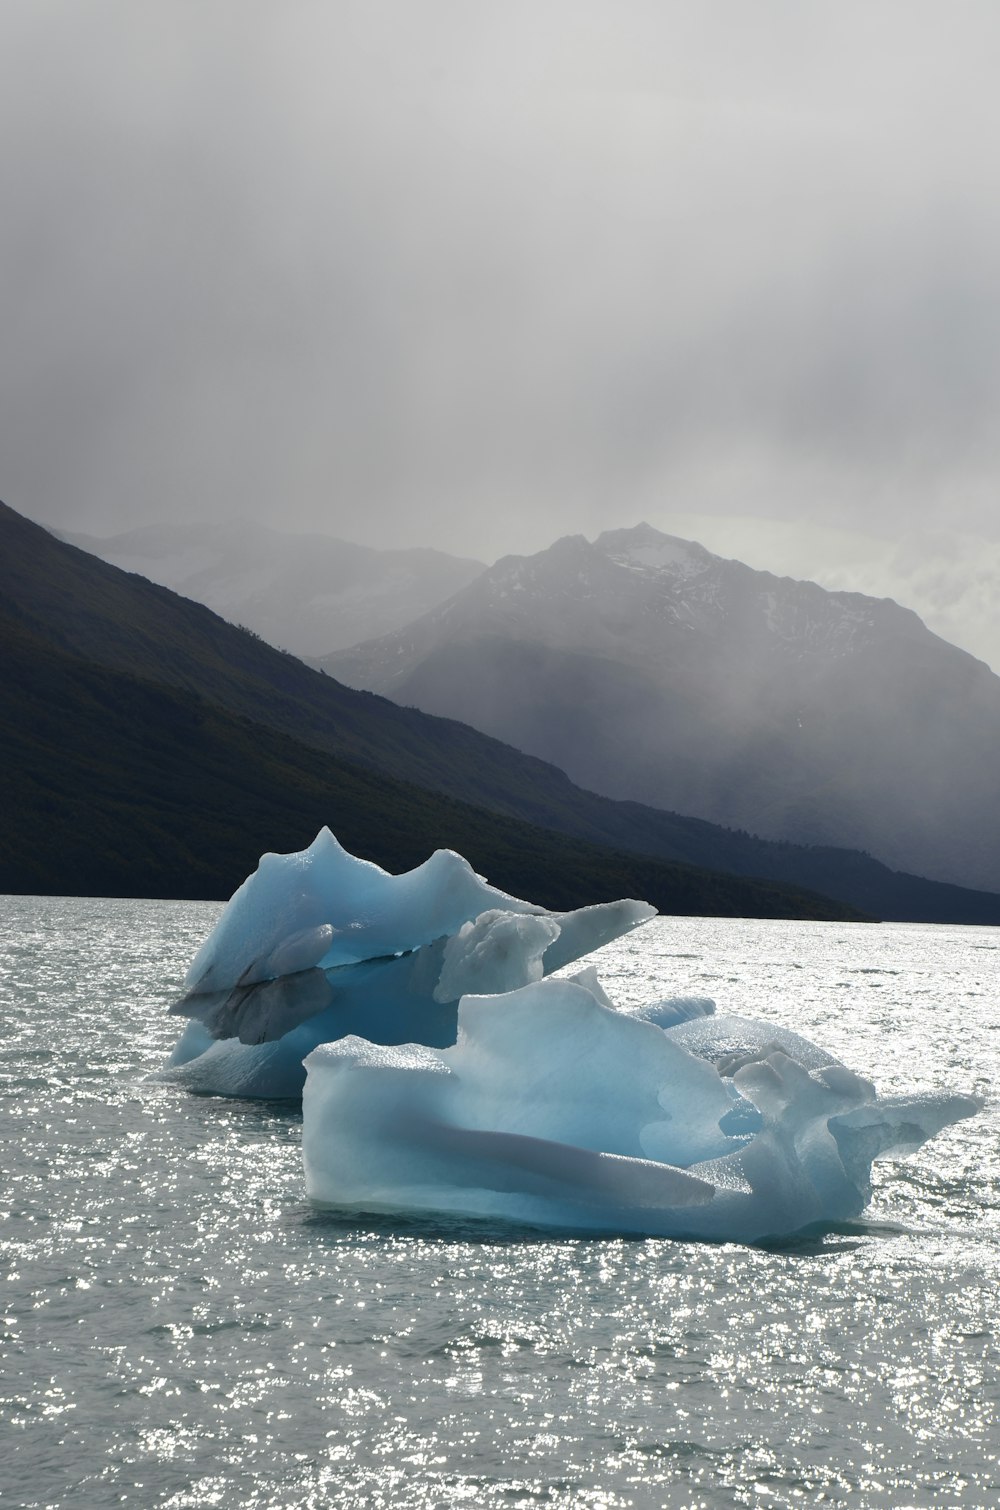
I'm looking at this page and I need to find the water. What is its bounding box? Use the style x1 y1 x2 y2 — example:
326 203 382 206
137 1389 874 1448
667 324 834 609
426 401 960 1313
1 897 998 1509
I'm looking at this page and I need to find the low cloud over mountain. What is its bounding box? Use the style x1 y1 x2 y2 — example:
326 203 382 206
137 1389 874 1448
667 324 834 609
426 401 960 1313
327 523 1000 893
62 521 485 659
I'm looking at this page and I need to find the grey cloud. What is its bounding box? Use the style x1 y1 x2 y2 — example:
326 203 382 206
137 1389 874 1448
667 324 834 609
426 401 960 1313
1 1 1000 571
655 512 1000 673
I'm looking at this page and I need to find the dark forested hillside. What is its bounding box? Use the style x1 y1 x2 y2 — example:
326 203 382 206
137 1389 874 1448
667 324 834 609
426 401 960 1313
0 611 866 918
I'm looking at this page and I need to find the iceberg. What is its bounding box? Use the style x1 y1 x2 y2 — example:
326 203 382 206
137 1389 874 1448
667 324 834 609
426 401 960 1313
302 972 980 1242
159 828 655 1098
161 828 979 1240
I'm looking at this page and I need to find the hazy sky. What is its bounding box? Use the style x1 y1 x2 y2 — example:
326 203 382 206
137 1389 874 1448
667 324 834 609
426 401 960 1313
3 3 1000 664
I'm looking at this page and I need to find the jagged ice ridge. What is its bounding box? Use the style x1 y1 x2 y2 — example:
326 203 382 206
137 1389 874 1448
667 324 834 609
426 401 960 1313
161 827 654 1098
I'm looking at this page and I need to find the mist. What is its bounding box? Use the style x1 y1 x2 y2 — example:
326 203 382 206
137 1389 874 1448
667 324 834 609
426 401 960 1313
2 2 1000 662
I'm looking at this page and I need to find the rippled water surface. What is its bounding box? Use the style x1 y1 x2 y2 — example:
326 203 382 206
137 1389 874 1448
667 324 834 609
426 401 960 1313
2 897 998 1508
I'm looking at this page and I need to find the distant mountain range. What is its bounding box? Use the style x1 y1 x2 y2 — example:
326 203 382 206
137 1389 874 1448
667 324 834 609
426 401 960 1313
4 500 1000 924
60 519 485 658
326 522 1000 894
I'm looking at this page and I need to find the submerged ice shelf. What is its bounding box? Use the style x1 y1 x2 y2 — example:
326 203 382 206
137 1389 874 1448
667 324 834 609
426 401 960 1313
161 829 979 1240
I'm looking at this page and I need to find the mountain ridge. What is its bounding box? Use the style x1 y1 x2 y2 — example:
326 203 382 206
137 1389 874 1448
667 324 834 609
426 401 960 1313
4 606 857 918
3 501 999 923
59 518 486 658
325 522 1000 892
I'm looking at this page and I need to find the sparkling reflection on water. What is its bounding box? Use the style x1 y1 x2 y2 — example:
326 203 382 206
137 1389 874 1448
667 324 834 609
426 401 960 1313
1 897 998 1509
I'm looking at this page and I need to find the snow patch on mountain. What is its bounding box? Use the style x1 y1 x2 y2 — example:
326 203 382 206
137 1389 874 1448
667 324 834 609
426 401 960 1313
323 522 1000 892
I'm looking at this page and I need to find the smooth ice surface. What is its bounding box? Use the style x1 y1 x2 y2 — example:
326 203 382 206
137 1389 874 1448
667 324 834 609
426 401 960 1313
161 830 655 1097
303 972 979 1241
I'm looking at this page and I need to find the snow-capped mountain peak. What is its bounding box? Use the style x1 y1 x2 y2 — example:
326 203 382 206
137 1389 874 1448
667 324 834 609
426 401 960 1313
323 521 1000 894
594 522 715 580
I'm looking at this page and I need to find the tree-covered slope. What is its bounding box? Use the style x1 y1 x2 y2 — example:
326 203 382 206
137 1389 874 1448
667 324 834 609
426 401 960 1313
0 612 865 918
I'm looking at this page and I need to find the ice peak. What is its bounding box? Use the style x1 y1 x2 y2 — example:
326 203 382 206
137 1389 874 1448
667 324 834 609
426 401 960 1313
596 520 664 546
594 523 715 578
546 533 600 558
490 527 718 591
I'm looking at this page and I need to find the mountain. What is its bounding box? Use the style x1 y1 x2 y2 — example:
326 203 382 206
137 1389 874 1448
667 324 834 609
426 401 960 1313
325 522 1000 894
59 519 485 658
0 512 854 918
3 500 999 923
4 613 852 916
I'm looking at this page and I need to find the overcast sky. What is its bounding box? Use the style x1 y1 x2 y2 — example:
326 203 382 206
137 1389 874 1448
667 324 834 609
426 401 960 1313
3 2 1000 665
